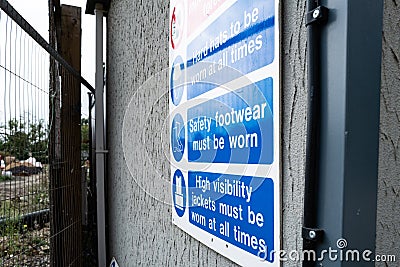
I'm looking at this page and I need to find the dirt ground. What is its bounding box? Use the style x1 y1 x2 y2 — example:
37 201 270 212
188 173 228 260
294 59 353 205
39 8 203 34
0 173 47 199
0 172 49 217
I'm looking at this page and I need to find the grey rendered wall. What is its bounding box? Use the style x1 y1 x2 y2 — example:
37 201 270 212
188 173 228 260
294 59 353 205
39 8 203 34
376 0 400 264
105 1 399 267
106 0 306 266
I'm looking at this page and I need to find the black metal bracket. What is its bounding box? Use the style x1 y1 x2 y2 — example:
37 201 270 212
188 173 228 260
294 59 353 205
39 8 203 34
306 6 329 26
302 227 324 242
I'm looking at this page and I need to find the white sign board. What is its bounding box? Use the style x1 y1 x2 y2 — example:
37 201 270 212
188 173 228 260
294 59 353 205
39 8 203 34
110 257 119 267
169 0 280 266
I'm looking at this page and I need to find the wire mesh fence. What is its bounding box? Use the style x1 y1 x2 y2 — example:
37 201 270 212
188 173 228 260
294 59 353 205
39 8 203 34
0 0 96 266
0 6 51 266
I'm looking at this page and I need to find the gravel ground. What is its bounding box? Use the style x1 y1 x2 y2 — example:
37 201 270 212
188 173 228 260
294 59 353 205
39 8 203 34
0 223 50 267
0 172 50 266
0 173 48 201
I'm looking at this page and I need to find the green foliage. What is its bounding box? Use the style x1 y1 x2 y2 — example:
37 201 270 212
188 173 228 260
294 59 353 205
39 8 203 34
0 175 12 182
0 218 23 255
0 118 48 163
81 118 89 157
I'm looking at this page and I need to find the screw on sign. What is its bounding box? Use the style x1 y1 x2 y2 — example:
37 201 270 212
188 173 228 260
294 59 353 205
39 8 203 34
313 9 320 18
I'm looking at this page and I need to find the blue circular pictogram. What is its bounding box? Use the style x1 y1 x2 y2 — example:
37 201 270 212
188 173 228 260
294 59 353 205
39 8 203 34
170 56 185 106
171 113 185 162
172 169 186 217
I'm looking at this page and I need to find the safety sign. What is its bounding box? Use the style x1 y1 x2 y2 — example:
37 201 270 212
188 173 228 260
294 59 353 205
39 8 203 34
169 0 280 266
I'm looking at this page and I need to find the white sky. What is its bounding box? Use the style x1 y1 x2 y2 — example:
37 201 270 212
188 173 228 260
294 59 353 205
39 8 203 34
2 0 102 120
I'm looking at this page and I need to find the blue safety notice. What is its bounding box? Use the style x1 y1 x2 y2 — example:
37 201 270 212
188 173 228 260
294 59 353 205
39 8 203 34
186 0 275 99
170 0 280 265
187 78 273 164
188 171 274 262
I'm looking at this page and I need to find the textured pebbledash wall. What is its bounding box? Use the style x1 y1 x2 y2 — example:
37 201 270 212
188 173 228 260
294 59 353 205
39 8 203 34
376 0 400 263
106 0 399 266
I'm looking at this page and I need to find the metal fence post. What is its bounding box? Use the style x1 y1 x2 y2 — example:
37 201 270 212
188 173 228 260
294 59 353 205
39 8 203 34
94 3 107 267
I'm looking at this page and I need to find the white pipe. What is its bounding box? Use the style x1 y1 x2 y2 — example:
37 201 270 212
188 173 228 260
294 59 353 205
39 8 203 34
95 3 106 267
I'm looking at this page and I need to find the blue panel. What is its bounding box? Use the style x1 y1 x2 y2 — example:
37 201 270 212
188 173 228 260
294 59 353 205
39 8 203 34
186 0 275 99
187 78 273 164
188 171 274 262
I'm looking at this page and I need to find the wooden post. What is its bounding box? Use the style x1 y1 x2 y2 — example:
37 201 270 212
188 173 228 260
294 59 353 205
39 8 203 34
57 5 82 267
